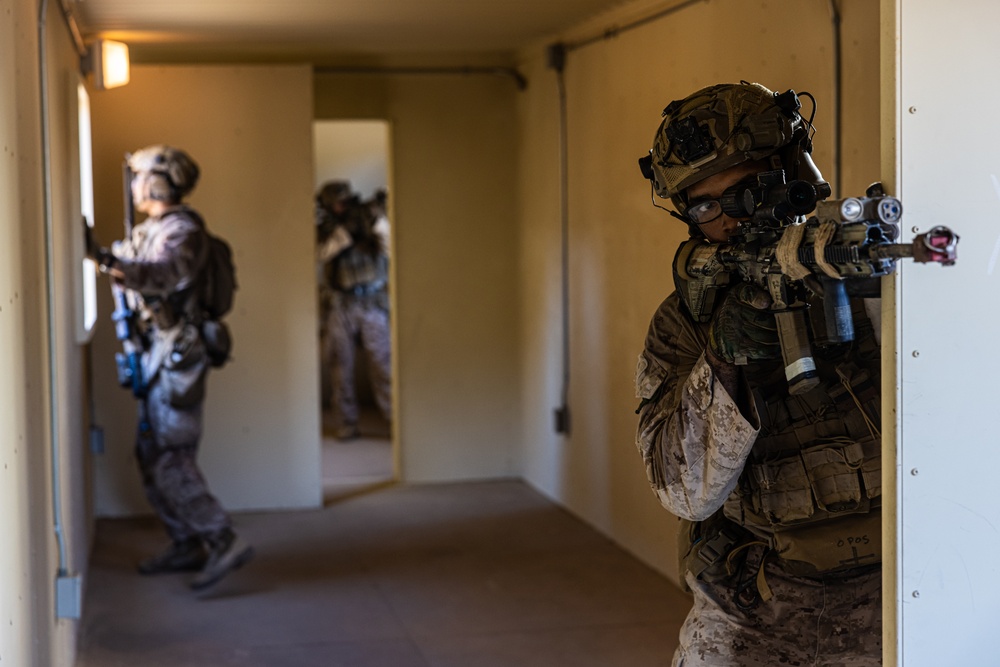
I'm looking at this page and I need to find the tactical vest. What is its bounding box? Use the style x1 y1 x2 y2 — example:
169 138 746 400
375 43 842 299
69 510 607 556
331 246 388 295
685 295 882 581
127 209 206 332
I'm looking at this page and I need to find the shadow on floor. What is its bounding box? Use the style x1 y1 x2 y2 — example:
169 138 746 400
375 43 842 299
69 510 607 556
76 480 691 666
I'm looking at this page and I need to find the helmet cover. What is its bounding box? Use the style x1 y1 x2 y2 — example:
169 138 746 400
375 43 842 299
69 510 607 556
644 82 819 212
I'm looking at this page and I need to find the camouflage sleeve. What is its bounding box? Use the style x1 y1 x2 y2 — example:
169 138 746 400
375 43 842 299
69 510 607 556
372 215 391 259
317 225 354 262
112 213 206 296
635 293 759 521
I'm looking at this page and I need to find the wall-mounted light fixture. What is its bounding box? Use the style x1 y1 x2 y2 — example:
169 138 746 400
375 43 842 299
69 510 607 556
85 39 130 90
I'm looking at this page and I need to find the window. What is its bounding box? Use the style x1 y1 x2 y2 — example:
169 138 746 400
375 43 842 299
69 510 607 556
77 82 97 342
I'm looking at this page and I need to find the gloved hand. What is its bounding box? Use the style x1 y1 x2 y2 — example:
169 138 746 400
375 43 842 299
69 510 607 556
82 218 116 271
83 218 100 259
708 283 781 365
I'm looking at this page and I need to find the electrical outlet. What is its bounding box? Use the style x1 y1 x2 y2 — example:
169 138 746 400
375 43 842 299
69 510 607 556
56 574 81 619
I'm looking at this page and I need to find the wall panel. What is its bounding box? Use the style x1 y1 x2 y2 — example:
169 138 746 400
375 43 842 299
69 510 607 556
893 1 1000 663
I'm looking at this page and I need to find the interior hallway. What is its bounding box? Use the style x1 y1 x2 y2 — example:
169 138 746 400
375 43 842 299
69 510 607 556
76 425 691 666
76 483 690 666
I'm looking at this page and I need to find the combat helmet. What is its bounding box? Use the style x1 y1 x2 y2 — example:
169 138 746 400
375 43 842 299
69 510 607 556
638 82 826 216
128 145 200 203
317 180 353 212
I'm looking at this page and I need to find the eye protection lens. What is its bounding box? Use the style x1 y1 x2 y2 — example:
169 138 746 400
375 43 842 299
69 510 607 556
684 174 763 225
684 199 723 225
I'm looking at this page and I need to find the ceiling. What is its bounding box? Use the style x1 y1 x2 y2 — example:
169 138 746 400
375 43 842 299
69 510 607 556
71 0 634 64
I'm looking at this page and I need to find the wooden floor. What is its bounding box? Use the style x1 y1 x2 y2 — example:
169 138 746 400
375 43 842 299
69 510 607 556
75 423 691 666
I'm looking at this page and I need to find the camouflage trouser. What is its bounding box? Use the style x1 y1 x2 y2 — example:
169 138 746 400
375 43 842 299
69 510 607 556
325 293 392 426
674 562 882 666
137 355 231 544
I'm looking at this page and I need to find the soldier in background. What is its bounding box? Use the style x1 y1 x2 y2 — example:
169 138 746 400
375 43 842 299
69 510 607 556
316 180 392 439
88 145 253 591
634 83 882 665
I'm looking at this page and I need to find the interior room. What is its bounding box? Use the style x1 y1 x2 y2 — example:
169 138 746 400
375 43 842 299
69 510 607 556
1 0 994 665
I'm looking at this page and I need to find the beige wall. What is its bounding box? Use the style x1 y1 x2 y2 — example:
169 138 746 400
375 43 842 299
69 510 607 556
0 3 43 663
515 0 881 585
89 65 322 515
1 0 95 664
314 72 522 481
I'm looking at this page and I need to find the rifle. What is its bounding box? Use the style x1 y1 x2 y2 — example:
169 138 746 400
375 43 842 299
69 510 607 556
111 157 147 398
674 171 959 394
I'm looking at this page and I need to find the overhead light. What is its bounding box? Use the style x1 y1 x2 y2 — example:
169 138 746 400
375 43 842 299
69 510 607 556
86 39 130 90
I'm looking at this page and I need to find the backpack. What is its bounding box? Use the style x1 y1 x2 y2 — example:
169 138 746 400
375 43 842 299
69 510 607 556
200 232 237 320
183 208 237 367
177 207 237 320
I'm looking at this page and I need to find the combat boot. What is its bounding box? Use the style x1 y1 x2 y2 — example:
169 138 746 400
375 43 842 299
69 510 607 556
137 538 208 575
190 529 254 591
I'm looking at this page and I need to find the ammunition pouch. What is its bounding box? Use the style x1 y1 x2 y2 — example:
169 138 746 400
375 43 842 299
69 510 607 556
769 510 881 576
743 436 879 529
200 319 233 368
725 434 882 576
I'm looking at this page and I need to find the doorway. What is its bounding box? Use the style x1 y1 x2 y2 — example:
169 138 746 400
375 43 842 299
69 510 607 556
313 119 395 498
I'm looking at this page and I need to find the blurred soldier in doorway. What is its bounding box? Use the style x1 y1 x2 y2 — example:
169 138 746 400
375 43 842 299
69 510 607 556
316 180 392 439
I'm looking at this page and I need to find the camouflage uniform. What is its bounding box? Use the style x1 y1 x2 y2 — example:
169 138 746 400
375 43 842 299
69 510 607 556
636 292 882 666
112 205 231 544
678 561 881 666
633 80 883 664
318 197 392 431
